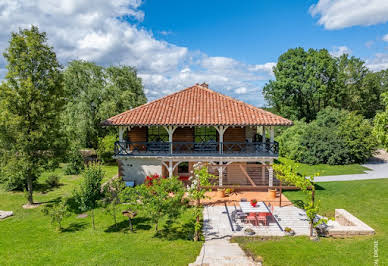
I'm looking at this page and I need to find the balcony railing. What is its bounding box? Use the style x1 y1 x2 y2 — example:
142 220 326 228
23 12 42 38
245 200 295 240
114 141 279 157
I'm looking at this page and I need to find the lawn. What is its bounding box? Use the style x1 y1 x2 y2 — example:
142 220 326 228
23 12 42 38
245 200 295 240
233 179 388 265
0 164 202 265
278 157 370 176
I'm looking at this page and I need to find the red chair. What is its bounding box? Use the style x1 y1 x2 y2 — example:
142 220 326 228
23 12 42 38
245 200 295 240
246 212 258 226
256 212 268 226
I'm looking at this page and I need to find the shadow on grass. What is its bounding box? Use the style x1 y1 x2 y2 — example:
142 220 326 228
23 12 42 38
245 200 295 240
314 183 325 191
62 222 88 233
34 183 64 194
154 218 196 241
37 196 63 205
104 217 152 233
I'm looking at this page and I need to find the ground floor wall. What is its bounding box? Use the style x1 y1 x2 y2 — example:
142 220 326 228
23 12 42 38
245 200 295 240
118 158 162 185
118 157 279 186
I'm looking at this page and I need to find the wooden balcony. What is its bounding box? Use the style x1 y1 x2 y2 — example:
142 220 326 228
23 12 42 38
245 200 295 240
114 141 279 157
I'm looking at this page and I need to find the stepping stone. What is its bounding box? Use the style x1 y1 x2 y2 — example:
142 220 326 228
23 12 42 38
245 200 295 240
0 211 13 220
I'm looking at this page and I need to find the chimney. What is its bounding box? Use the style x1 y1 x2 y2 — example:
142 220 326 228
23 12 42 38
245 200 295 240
200 82 208 88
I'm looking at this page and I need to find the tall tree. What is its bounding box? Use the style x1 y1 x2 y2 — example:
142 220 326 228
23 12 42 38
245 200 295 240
264 48 384 121
0 26 65 203
336 55 382 119
263 48 337 122
62 61 147 149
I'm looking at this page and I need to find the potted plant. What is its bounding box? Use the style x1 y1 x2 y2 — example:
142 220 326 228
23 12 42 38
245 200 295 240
268 189 277 199
284 227 295 236
244 228 255 236
217 188 225 198
250 199 257 207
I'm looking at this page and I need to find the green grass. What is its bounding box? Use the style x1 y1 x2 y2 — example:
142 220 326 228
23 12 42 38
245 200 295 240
233 179 388 265
278 157 370 176
0 164 202 265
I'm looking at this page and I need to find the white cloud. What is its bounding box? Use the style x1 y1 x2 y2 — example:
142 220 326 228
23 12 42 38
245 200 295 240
234 87 248 94
330 46 352 57
382 34 388 42
0 0 274 106
249 62 276 76
310 0 388 30
366 53 388 71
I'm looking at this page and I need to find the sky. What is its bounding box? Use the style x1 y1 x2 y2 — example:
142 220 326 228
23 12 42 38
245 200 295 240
1 0 388 106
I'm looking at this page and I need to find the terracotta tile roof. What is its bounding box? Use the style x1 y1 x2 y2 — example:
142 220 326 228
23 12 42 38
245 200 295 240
102 84 293 126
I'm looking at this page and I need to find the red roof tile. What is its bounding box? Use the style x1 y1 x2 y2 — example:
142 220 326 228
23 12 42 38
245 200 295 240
102 84 293 126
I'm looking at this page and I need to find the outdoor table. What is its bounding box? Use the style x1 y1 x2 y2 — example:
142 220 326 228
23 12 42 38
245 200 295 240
239 201 271 214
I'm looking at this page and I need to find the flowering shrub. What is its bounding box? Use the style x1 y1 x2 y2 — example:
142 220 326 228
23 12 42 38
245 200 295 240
144 174 165 186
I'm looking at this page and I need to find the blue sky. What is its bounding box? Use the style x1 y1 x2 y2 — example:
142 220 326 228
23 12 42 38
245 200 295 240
1 0 388 107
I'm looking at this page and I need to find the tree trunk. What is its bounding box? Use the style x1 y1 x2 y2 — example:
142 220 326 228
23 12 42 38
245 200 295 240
310 221 314 237
91 209 95 230
27 176 34 204
155 222 158 232
129 218 133 232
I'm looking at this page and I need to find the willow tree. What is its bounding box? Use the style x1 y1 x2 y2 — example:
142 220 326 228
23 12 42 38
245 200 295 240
0 26 65 204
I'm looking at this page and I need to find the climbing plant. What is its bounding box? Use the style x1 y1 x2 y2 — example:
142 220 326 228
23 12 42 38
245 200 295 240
273 162 325 237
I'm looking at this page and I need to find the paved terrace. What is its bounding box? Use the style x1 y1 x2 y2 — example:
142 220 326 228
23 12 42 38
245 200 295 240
203 204 311 240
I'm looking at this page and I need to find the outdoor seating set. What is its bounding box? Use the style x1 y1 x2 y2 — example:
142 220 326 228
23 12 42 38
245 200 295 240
232 200 275 227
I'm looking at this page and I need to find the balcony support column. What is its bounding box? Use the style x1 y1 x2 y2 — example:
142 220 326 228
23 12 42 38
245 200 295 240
118 126 124 142
268 164 274 187
214 125 228 154
164 126 177 154
262 126 266 151
270 126 274 154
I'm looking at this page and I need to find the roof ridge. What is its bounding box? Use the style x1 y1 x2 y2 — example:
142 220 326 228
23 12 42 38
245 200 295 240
199 85 292 123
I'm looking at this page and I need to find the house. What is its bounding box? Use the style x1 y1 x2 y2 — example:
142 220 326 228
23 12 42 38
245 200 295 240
101 83 292 187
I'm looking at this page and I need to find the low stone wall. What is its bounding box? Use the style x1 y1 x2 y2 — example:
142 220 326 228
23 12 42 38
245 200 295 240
327 209 375 237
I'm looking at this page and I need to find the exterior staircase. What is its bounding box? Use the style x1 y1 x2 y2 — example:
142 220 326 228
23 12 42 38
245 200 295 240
189 238 260 266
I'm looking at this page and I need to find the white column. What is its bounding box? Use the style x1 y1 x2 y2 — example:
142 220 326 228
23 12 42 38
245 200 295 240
168 159 173 177
215 126 228 154
118 126 124 142
262 126 266 151
268 165 273 187
218 162 223 186
164 126 177 154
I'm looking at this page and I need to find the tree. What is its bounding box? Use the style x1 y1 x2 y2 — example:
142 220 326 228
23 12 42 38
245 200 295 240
73 162 104 230
0 26 65 204
186 163 216 241
62 61 147 149
42 199 70 231
121 175 185 232
263 48 384 121
263 48 337 122
101 178 125 227
373 92 388 150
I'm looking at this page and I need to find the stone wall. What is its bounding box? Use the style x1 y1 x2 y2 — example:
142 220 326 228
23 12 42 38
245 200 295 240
119 158 162 185
327 209 375 237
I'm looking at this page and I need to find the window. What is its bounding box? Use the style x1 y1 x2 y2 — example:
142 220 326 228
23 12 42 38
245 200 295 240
147 127 169 142
178 162 189 174
194 127 217 142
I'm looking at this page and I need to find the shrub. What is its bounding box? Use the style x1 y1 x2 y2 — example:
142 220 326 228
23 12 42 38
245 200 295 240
73 162 104 229
45 175 61 188
97 135 116 163
64 147 84 175
41 199 70 231
278 107 377 165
